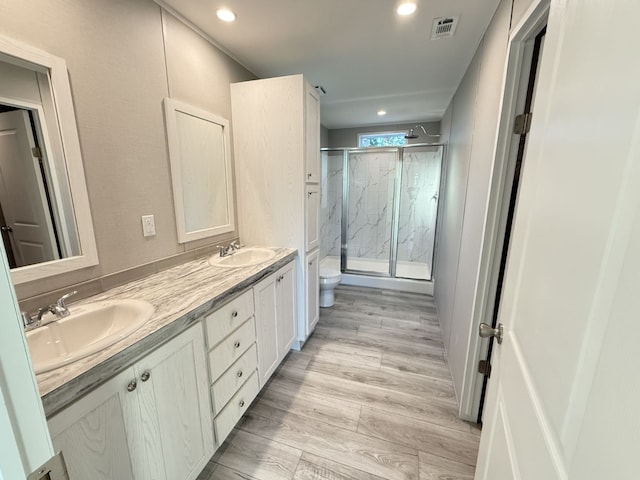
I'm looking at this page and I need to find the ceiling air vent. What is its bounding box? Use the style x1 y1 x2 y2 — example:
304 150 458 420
431 16 459 40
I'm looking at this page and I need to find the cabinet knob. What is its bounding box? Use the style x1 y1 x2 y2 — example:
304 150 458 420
141 371 151 382
239 400 245 408
234 341 241 349
231 310 238 318
308 261 313 266
307 173 312 178
237 370 243 378
127 380 137 392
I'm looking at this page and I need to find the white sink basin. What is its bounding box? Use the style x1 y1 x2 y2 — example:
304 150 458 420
27 299 155 374
208 247 276 268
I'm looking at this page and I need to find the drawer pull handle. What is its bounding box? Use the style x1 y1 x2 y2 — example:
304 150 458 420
234 341 241 348
141 371 151 382
237 370 243 378
127 380 137 392
239 400 245 408
231 310 238 318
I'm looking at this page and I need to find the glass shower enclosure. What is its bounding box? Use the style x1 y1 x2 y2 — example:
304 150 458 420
320 144 443 282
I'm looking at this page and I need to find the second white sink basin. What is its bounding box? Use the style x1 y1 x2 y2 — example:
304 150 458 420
208 247 276 268
27 299 155 374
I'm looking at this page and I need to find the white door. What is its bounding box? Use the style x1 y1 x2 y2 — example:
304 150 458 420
276 261 297 358
475 1 640 478
0 242 54 477
305 184 320 251
253 273 279 386
136 324 214 480
305 249 319 335
0 110 58 266
304 82 320 183
48 369 137 480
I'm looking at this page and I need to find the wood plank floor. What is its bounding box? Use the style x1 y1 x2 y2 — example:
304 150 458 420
197 285 480 480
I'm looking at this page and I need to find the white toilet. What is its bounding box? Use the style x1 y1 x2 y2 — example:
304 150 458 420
319 258 342 307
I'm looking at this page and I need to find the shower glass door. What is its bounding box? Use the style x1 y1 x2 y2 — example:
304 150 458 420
344 149 398 275
395 145 443 280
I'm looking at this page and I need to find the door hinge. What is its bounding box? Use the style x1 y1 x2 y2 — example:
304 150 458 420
478 359 492 377
31 146 43 159
27 451 69 480
513 113 533 135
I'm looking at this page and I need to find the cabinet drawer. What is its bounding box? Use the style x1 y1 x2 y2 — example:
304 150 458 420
206 289 254 348
208 318 255 381
214 371 259 445
211 344 258 414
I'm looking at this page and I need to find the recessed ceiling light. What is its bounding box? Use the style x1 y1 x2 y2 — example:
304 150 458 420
216 8 236 22
396 2 417 16
377 110 387 116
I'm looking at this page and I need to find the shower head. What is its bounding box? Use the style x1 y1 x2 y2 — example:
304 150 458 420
405 129 420 139
404 124 441 140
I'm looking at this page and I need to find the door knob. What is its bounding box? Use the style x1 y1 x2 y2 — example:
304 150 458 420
479 323 504 344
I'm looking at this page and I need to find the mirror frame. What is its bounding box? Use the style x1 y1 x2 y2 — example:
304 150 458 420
164 98 235 243
0 34 98 284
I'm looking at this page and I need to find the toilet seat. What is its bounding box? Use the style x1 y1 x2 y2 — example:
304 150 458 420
320 266 341 281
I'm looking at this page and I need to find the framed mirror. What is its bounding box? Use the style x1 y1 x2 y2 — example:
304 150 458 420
0 34 98 284
164 98 235 243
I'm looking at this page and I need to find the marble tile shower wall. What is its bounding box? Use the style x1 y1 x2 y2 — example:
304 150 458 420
320 153 343 258
347 151 397 260
397 149 442 265
320 148 442 266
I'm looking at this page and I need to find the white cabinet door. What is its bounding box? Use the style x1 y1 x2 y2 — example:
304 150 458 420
305 250 320 336
304 82 320 183
48 324 213 480
305 184 320 251
276 261 297 358
48 369 137 480
254 274 279 387
136 323 213 480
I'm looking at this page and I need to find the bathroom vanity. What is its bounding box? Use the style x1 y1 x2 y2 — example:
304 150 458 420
37 248 297 480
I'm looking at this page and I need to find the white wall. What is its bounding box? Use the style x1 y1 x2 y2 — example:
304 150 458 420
434 0 533 417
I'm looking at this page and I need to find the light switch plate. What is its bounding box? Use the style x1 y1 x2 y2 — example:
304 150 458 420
141 215 156 237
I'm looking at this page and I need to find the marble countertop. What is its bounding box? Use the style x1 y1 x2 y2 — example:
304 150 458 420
38 247 297 417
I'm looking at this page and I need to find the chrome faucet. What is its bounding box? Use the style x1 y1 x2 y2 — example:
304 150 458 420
229 241 242 251
49 290 78 318
22 291 77 330
216 244 232 257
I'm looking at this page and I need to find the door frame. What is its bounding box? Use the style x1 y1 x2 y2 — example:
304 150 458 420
0 239 54 476
458 0 551 421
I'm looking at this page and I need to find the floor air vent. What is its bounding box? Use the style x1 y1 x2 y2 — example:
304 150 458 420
431 16 459 40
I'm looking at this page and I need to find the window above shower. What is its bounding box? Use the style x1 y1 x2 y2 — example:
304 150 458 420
358 132 407 148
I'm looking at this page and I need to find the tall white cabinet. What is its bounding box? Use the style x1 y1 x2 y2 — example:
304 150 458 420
231 74 320 346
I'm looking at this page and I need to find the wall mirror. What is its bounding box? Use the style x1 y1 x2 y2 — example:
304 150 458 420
0 35 97 285
164 98 235 243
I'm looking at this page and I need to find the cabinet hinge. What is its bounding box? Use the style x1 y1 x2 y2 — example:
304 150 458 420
31 146 43 159
513 113 533 135
478 359 492 377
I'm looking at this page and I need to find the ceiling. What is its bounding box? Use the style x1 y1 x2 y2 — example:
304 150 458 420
160 0 501 129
